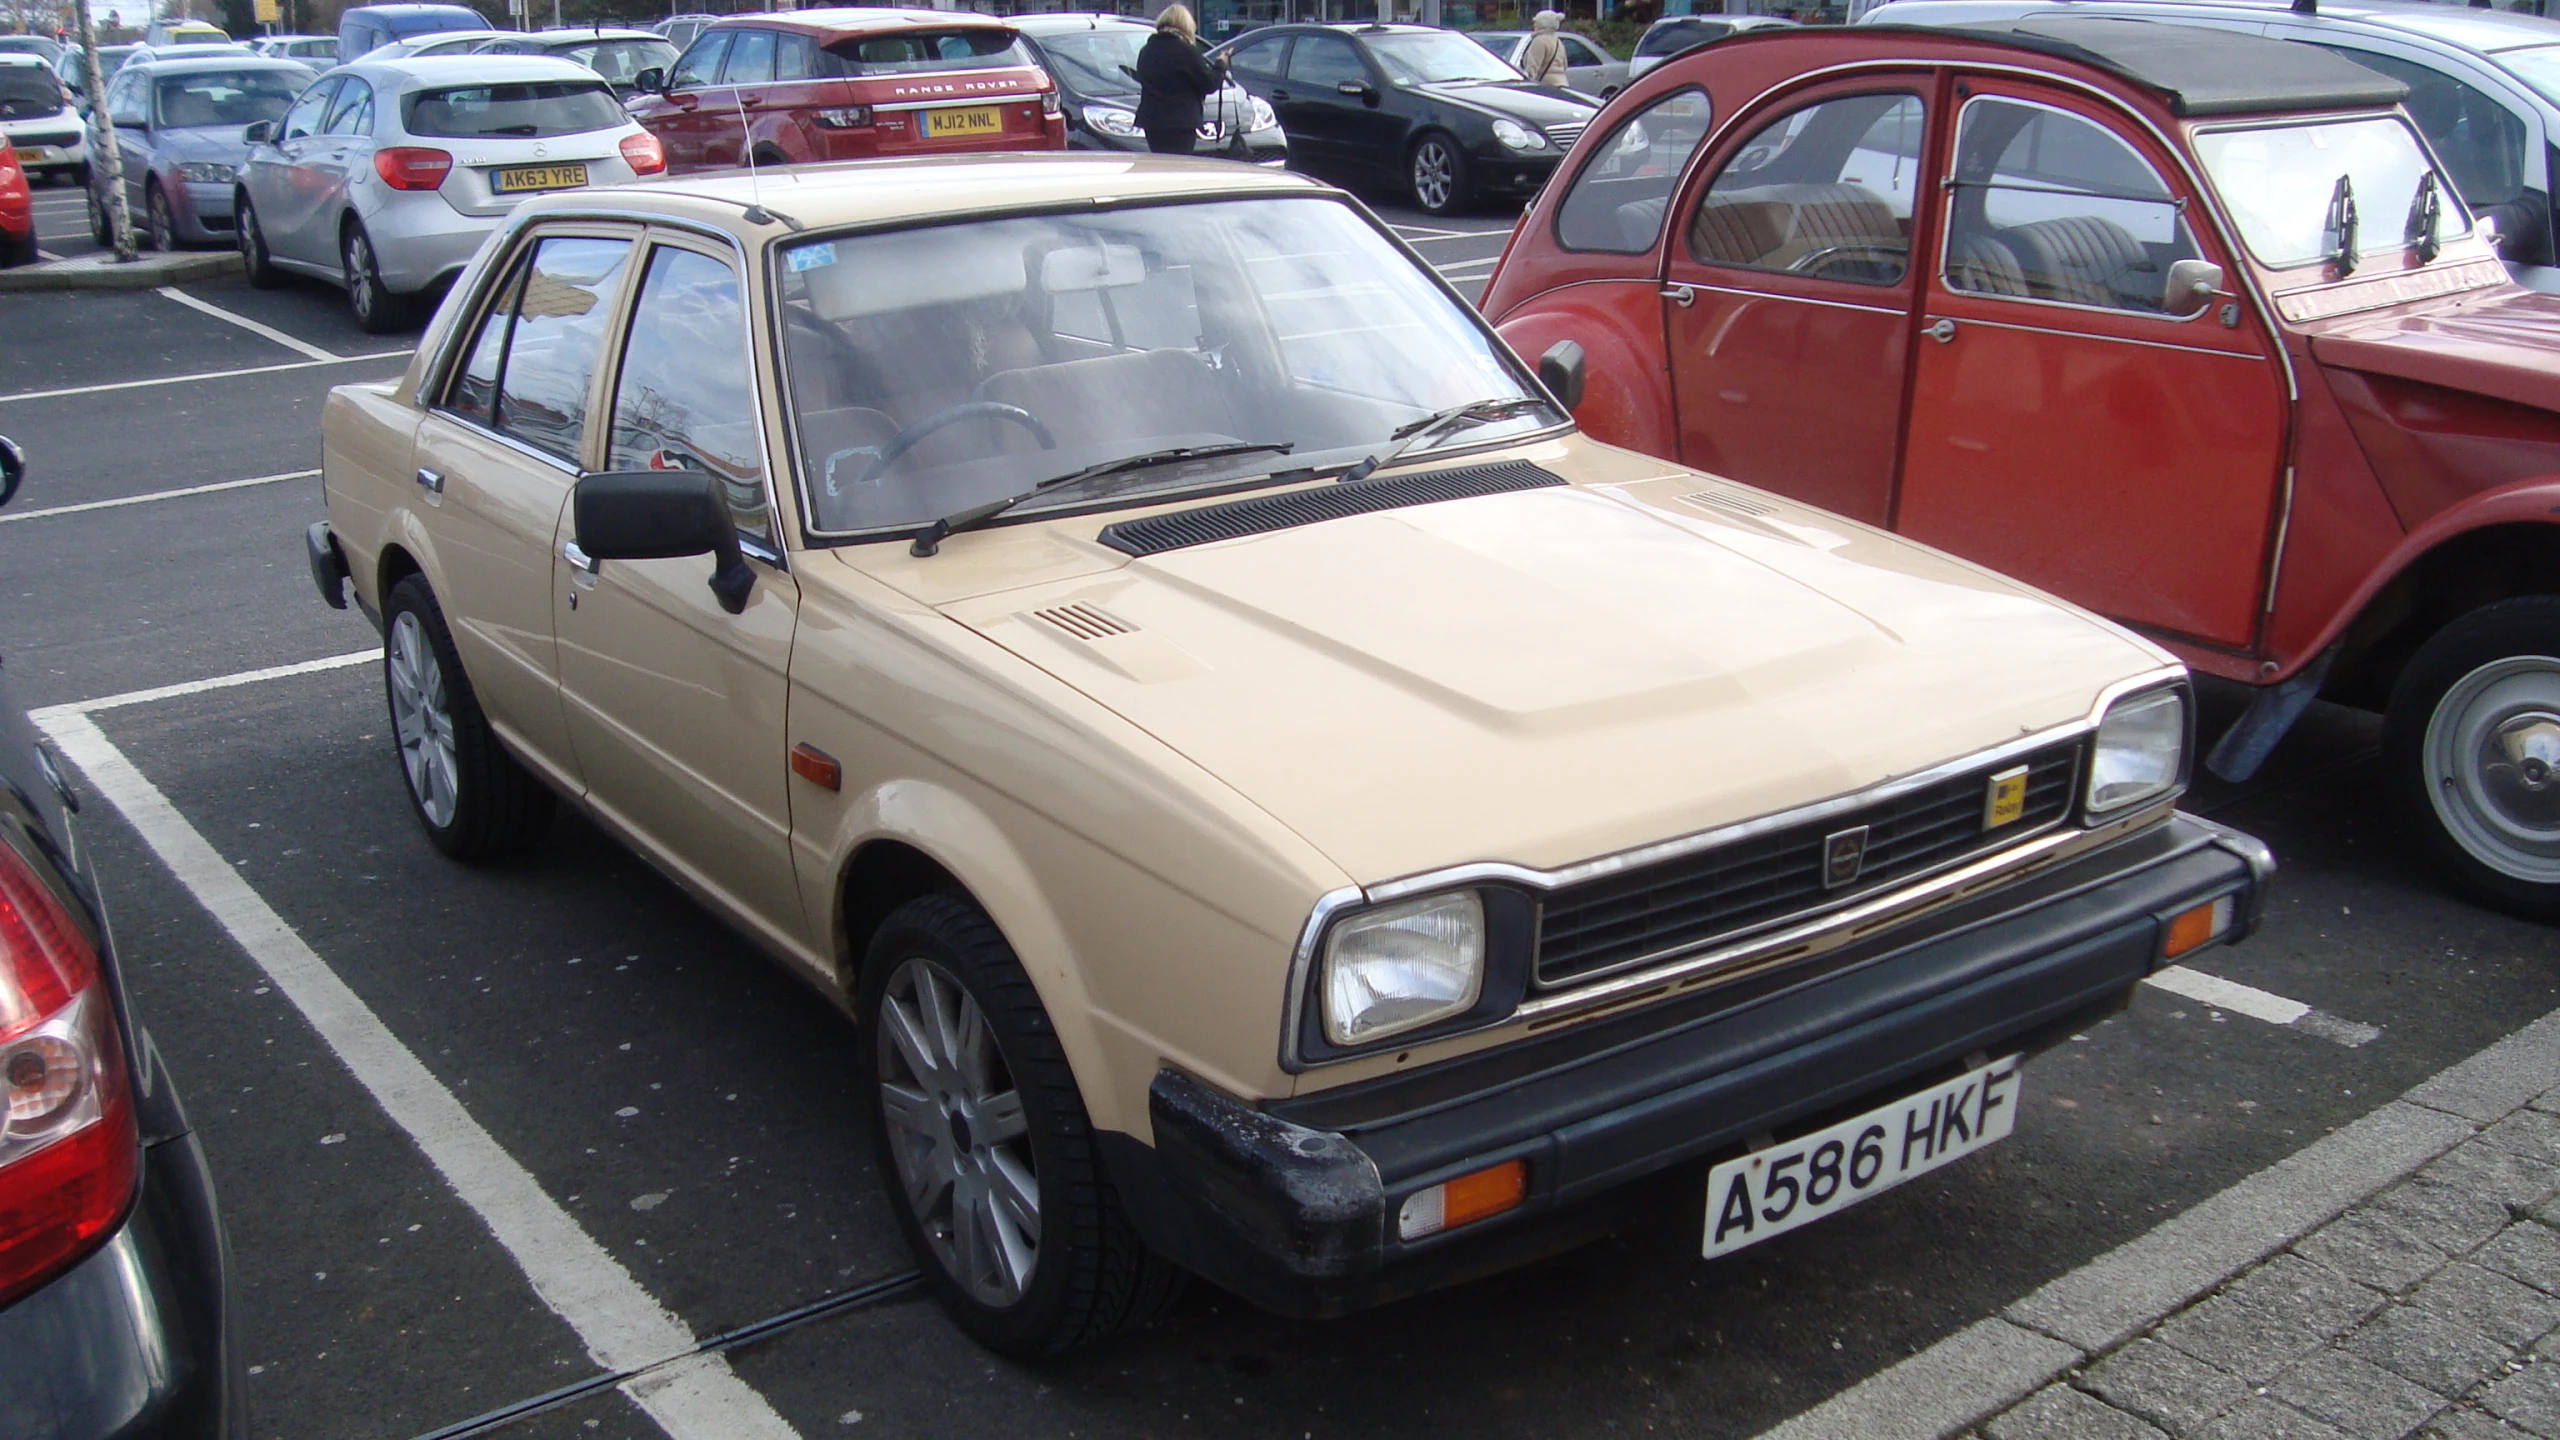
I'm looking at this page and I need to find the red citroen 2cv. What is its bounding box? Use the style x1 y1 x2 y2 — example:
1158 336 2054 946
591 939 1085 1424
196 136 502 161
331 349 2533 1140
1483 17 2560 917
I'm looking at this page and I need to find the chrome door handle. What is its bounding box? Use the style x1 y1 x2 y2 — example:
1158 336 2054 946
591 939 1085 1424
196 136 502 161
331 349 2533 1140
414 467 444 494
1923 317 1957 344
1660 283 1695 308
563 539 600 576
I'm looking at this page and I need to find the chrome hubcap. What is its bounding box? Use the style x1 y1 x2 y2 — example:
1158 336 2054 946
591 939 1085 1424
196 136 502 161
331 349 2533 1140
387 610 459 828
2424 655 2560 882
347 235 374 313
876 957 1038 1308
1414 143 1453 210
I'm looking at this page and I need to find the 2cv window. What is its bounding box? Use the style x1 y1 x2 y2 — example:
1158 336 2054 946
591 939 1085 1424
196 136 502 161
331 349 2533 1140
1555 87 1713 253
1941 96 2204 314
1688 91 1924 285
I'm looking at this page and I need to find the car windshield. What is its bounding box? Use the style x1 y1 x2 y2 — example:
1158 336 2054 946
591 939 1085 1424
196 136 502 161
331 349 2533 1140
0 67 58 117
1366 31 1518 84
2194 116 2468 269
824 28 1033 76
2496 44 2560 110
155 69 304 128
776 195 1557 537
1038 29 1147 95
562 37 678 83
403 80 626 138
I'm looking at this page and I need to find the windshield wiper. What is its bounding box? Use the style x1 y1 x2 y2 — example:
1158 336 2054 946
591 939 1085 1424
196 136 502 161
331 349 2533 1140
1334 396 1552 486
2327 173 2360 278
907 441 1294 557
2406 170 2444 265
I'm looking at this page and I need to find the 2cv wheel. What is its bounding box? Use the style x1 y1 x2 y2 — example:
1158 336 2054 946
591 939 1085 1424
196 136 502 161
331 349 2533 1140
381 575 554 860
2386 596 2560 919
857 894 1183 1356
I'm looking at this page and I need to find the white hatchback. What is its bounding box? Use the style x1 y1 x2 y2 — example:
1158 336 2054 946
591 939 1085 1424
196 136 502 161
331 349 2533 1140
235 54 665 332
0 53 86 186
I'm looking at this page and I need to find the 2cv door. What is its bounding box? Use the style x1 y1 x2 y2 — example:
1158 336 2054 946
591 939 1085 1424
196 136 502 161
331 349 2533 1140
1894 80 2288 652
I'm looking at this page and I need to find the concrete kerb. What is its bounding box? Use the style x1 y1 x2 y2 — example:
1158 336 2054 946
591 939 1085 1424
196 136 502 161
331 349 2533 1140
1757 1010 2560 1440
0 250 241 292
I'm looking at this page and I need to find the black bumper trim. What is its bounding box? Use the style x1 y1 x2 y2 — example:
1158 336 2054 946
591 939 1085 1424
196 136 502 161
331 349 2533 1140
1101 812 2265 1317
306 521 348 610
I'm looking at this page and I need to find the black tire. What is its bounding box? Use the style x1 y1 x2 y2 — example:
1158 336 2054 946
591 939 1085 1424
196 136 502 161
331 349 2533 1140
144 180 174 252
857 894 1183 1357
237 192 281 289
1409 130 1470 216
381 575 554 861
342 221 412 334
2384 595 2560 919
86 182 111 247
1 226 35 268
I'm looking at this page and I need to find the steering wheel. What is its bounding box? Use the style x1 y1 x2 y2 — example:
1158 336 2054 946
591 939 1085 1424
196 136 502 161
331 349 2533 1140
1787 240 1909 281
848 402 1058 490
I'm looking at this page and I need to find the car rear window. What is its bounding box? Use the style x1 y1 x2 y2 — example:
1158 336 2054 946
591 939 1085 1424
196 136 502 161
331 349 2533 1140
823 28 1031 76
1636 19 1725 57
156 69 305 129
0 67 61 118
403 80 625 138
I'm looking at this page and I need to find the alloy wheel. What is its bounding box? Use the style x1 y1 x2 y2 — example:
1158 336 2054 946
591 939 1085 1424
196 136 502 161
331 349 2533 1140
2422 654 2560 884
875 956 1040 1308
1412 139 1455 213
387 609 459 829
147 186 173 252
345 230 377 322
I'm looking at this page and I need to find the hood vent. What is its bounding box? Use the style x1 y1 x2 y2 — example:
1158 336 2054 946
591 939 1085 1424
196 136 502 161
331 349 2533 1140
1032 603 1135 640
1681 485 1777 519
1096 460 1567 558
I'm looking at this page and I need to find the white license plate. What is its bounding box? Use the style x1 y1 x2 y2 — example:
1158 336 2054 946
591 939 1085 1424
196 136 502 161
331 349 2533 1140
1704 1054 2021 1259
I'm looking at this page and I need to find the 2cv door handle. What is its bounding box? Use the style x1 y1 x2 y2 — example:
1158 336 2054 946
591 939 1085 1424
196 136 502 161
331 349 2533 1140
1923 317 1957 344
1660 283 1695 308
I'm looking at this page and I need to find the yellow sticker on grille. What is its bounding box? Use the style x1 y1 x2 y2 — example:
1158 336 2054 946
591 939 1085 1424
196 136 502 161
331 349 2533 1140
1984 765 2029 829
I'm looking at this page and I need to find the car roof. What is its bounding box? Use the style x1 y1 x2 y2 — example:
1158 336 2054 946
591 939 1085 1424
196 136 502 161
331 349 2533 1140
532 27 665 41
1847 15 2411 113
707 7 1017 37
523 152 1331 236
129 53 316 74
0 53 45 67
1007 12 1151 33
347 52 612 85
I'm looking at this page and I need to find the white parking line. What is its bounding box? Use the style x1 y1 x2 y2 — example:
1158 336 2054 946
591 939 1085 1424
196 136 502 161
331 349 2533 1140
32 662 804 1440
154 285 341 362
0 468 319 524
0 350 412 405
1434 257 1502 276
2142 965 2380 1046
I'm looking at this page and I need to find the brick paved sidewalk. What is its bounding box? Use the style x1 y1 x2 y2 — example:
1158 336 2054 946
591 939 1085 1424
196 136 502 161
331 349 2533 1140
1980 1083 2560 1440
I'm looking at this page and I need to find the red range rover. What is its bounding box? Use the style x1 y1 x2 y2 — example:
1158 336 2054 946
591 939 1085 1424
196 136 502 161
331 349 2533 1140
629 7 1064 174
1483 18 2560 917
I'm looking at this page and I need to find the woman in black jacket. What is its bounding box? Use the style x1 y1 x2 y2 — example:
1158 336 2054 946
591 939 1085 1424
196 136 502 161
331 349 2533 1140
1133 4 1222 155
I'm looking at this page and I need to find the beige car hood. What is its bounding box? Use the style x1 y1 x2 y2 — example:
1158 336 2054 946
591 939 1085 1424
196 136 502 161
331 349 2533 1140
878 457 2168 884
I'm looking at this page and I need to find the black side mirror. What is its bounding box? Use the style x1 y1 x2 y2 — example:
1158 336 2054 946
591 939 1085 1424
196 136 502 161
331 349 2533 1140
633 66 665 94
1538 340 1585 413
573 470 755 614
242 119 272 144
0 436 25 511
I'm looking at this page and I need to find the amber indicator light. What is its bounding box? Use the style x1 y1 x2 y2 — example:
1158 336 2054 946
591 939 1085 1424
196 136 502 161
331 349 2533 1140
790 743 841 791
2161 895 2235 961
1397 1158 1528 1241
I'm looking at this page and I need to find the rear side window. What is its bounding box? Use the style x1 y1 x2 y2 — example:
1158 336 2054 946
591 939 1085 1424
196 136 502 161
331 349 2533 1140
404 81 625 139
447 236 636 463
1557 88 1712 252
825 28 1031 76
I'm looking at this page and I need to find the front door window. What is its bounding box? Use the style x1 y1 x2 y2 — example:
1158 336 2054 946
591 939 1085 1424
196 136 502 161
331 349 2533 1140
1690 91 1924 286
1941 96 2201 312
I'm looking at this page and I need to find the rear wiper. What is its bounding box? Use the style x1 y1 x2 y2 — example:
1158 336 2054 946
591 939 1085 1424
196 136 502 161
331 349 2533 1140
2327 173 2360 277
2406 170 2443 264
1335 396 1552 485
908 441 1294 556
486 124 540 136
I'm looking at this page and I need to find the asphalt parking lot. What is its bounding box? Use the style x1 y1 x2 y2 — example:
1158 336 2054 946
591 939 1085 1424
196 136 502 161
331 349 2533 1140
5 180 2559 1440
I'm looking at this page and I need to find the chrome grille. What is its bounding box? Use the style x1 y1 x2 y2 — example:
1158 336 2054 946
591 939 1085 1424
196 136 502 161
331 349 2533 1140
1533 740 2084 988
1543 120 1589 148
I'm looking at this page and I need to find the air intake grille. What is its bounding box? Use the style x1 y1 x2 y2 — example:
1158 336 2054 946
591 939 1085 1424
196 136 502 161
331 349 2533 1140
1031 603 1133 639
1545 120 1589 148
1534 740 2084 988
1096 461 1565 558
1682 486 1776 518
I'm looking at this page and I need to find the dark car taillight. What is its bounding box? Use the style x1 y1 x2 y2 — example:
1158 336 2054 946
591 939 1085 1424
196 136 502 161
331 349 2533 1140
373 146 453 191
0 842 137 1309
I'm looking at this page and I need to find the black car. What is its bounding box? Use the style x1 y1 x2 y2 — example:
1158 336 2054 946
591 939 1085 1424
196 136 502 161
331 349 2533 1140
1209 21 1598 215
1012 12 1287 164
0 438 243 1438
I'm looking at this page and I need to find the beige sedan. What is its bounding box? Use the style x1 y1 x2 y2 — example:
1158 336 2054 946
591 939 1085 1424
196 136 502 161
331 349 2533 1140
308 154 2272 1355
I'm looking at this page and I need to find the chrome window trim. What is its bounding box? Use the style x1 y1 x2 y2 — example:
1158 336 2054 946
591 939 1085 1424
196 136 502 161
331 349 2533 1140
1924 312 2270 360
1934 91 2219 328
1279 664 2189 1069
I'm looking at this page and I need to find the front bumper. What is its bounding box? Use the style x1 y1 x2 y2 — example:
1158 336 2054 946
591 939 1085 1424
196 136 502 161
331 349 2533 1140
1103 811 2270 1317
173 178 236 242
1469 146 1563 197
0 1124 240 1438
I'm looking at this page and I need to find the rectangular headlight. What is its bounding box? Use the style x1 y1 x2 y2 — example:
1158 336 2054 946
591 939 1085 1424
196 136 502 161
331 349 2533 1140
1322 891 1485 1047
2087 687 2186 817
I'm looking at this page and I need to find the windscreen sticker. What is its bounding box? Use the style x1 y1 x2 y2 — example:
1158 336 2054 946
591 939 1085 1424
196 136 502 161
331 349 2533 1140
787 243 838 273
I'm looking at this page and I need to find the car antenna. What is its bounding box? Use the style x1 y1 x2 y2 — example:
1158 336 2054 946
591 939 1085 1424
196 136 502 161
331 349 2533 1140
732 88 789 228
